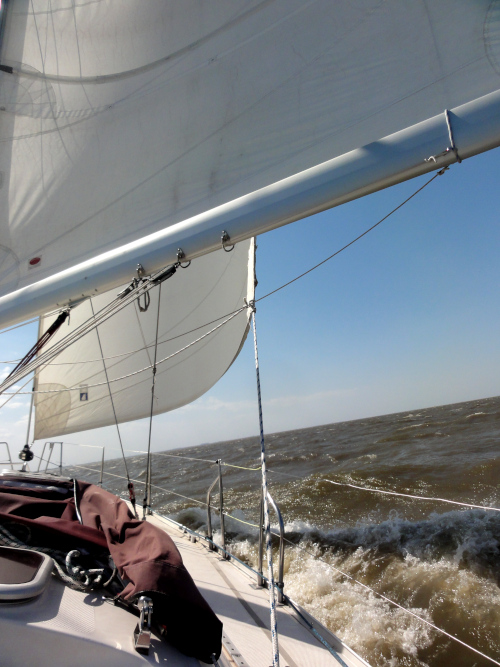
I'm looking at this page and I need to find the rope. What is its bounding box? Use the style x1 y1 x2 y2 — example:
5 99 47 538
69 465 209 508
223 512 260 529
143 282 162 520
1 167 444 394
221 462 261 471
68 446 217 465
257 170 444 303
3 306 247 395
0 317 38 335
149 451 217 464
267 468 500 513
284 597 350 667
19 306 248 366
267 469 500 513
0 375 32 410
0 523 106 591
0 266 166 393
90 300 137 518
251 307 280 667
323 478 500 512
32 452 61 472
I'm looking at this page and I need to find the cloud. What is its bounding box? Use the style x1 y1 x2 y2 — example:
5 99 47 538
176 388 356 417
4 401 29 410
267 388 356 410
177 395 254 414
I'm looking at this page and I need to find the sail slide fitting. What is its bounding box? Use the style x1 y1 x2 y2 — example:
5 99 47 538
176 248 191 269
221 230 235 252
425 109 462 165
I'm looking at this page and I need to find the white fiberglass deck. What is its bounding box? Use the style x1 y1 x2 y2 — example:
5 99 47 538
0 499 369 667
147 512 370 667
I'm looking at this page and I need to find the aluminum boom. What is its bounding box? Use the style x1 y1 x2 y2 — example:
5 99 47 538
1 89 500 330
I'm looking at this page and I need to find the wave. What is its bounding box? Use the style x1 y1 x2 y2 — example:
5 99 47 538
169 505 500 581
219 510 500 666
281 510 500 579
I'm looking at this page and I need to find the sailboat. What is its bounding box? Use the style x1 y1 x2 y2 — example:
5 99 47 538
1 1 500 665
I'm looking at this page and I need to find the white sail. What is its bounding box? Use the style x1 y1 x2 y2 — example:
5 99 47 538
1 1 500 326
33 239 255 438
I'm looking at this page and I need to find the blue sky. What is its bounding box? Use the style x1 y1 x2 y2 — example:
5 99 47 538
1 147 499 465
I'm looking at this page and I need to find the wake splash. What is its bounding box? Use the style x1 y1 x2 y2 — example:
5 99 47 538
173 506 500 579
170 506 500 667
285 508 500 580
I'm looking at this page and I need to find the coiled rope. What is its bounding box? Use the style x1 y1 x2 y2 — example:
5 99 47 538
0 523 111 592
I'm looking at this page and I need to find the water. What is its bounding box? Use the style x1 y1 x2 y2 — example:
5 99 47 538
69 395 500 667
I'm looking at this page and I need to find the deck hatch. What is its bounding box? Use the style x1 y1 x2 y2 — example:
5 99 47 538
0 546 53 601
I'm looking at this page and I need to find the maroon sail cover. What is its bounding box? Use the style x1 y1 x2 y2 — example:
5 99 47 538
0 475 222 662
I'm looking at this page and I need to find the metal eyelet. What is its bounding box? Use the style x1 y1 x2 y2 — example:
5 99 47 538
221 230 235 252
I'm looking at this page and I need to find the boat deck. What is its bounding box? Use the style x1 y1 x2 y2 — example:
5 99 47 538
147 512 369 667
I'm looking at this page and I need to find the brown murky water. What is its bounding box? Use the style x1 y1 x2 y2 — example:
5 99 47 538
70 395 500 667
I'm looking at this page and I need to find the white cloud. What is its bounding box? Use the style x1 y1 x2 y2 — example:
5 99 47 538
4 401 29 410
267 388 356 410
177 395 254 414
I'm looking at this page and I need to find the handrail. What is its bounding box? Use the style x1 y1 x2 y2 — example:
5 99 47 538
35 441 105 485
258 490 285 603
206 459 228 558
37 441 64 474
0 442 13 470
206 476 219 551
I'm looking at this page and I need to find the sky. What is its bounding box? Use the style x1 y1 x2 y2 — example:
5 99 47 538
1 146 500 466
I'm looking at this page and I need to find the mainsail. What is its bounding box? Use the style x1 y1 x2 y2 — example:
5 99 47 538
33 239 255 438
0 1 500 328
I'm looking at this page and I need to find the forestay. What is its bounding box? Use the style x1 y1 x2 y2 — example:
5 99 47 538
1 1 500 318
33 239 255 438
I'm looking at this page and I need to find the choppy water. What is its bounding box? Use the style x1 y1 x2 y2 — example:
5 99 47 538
69 395 500 667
